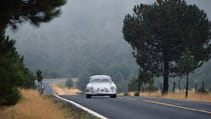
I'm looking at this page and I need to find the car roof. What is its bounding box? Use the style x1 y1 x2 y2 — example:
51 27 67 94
90 75 111 80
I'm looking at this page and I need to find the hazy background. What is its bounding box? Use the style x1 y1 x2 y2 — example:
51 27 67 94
6 0 211 91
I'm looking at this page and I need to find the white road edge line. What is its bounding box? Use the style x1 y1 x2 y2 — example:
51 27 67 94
54 94 109 119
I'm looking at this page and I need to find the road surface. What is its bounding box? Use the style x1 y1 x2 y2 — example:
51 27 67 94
43 81 211 119
61 95 211 119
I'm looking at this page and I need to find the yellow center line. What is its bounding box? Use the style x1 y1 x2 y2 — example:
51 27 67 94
143 99 211 115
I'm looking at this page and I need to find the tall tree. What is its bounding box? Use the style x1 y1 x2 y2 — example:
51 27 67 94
0 33 35 105
178 49 197 97
36 69 43 94
122 0 211 94
0 0 66 105
128 69 152 95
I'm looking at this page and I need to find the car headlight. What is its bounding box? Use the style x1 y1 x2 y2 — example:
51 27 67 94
86 86 93 92
90 87 94 91
111 86 115 90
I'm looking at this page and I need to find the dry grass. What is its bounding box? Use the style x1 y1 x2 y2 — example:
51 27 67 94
124 91 211 102
160 92 211 102
52 83 81 95
0 89 66 119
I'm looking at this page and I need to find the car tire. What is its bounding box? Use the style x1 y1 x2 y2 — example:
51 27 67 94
110 94 116 98
86 94 91 98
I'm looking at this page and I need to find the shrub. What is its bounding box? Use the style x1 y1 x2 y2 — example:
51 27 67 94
134 92 139 96
0 87 21 106
123 92 129 96
197 88 208 94
197 81 208 94
65 79 73 89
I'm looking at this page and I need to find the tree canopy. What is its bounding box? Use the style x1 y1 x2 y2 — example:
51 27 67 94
0 0 66 32
122 0 211 94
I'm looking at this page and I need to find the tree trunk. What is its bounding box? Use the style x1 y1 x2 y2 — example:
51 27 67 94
185 72 189 98
137 83 141 96
38 82 41 93
41 82 43 95
149 84 152 92
202 81 205 90
162 60 169 95
173 81 175 93
149 84 152 96
195 83 197 93
38 81 44 95
179 78 181 92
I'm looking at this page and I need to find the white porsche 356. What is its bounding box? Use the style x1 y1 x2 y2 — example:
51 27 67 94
85 75 117 98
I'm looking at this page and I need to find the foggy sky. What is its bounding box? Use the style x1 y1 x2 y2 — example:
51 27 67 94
8 0 211 50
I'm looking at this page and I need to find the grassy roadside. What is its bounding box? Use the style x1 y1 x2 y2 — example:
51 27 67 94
51 82 81 95
0 89 87 119
120 91 211 103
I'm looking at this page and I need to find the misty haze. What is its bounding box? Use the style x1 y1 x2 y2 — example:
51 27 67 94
6 0 211 91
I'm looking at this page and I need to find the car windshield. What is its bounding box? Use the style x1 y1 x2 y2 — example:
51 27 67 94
90 78 111 83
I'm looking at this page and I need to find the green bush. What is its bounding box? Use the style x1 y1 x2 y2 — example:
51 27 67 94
123 92 129 96
197 81 208 94
134 92 139 96
22 78 36 89
0 87 21 106
66 79 73 89
197 88 208 94
0 34 35 106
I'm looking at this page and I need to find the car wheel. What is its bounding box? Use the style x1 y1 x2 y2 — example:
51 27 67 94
86 94 91 98
110 94 116 98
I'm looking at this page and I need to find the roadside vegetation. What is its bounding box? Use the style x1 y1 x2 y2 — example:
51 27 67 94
119 90 211 103
52 81 81 95
142 91 211 103
0 89 88 119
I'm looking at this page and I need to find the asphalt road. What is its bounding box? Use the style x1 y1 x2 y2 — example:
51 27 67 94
42 82 211 119
43 81 54 95
61 95 211 119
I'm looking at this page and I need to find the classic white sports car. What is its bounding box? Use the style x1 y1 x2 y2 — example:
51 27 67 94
85 75 117 98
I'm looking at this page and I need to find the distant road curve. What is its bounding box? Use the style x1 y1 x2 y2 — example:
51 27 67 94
43 78 67 95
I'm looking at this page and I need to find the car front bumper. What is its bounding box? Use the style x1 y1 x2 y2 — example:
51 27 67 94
85 93 116 96
86 91 116 95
